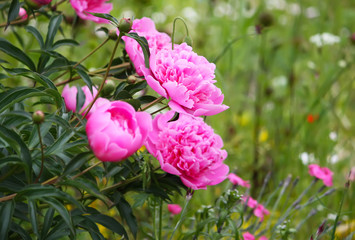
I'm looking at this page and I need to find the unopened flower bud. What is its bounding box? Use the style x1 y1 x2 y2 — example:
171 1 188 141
108 30 118 40
102 80 115 96
127 75 137 84
258 12 274 28
32 110 45 124
183 35 193 47
118 18 133 34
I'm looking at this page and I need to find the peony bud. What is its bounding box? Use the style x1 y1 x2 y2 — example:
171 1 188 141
32 110 45 124
118 18 133 34
258 12 273 28
102 80 115 96
108 30 118 40
183 35 193 47
25 0 52 9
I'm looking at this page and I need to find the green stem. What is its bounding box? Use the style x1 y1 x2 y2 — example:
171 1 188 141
140 96 165 112
158 198 163 240
53 38 110 82
171 17 190 50
330 184 347 240
34 124 45 183
169 190 193 240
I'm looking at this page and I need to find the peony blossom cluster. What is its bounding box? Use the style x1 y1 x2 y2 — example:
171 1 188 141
308 164 333 186
120 17 171 76
227 173 250 188
70 0 113 23
146 111 229 190
242 196 270 222
142 43 228 117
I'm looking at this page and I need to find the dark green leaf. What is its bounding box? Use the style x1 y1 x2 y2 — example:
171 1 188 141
76 85 85 113
52 39 79 50
0 201 14 239
41 207 55 239
0 125 31 181
6 0 20 30
125 33 150 68
0 38 36 71
40 197 75 236
90 13 119 26
25 26 44 49
96 27 109 35
124 81 147 95
28 199 39 237
138 95 157 104
168 112 180 122
114 193 138 238
76 69 93 93
45 129 75 156
114 90 132 100
10 223 31 240
62 152 92 177
123 99 141 111
45 15 63 49
86 207 128 239
0 87 50 113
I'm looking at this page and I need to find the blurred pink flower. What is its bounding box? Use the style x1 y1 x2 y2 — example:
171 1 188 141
70 0 113 23
259 236 268 240
86 101 152 162
243 232 255 240
241 196 258 208
167 204 182 215
18 8 28 20
349 167 355 182
119 17 171 76
308 164 333 186
146 111 229 190
142 43 229 117
227 173 250 188
253 204 270 222
61 85 109 118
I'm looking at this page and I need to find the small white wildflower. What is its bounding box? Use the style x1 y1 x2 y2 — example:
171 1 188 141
329 132 337 141
338 60 347 68
182 7 199 22
214 2 233 17
342 215 349 221
266 0 286 10
328 154 339 164
307 61 316 69
316 204 324 211
327 213 337 220
272 75 288 88
299 152 315 165
310 32 340 47
305 7 320 18
151 12 166 24
288 3 301 15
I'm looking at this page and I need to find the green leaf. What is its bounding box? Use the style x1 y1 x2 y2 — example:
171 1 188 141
27 199 39 238
114 193 138 238
0 38 36 71
114 90 132 100
76 85 85 113
10 223 31 240
90 13 119 27
86 207 128 239
0 156 26 169
45 129 75 156
45 15 63 49
0 87 50 113
40 207 55 239
52 39 79 50
123 99 141 111
96 27 109 35
62 152 92 177
124 81 147 95
25 26 44 49
125 32 150 68
40 197 75 236
0 125 31 181
6 0 20 30
0 201 14 239
76 69 93 93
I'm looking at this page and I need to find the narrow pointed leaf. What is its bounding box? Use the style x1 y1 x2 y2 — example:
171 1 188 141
45 15 63 49
25 26 44 49
0 201 15 240
76 69 93 93
125 33 150 68
6 0 20 30
90 13 119 26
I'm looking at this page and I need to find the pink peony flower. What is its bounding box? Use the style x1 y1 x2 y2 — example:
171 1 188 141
167 204 182 215
70 0 113 23
227 173 251 188
61 85 109 118
243 232 255 240
349 167 355 182
86 101 152 162
18 8 28 20
308 164 333 186
146 111 229 190
118 17 171 76
142 43 229 117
